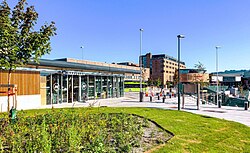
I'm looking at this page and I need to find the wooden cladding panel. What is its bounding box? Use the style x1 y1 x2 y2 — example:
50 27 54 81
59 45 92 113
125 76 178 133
40 76 47 106
0 70 40 96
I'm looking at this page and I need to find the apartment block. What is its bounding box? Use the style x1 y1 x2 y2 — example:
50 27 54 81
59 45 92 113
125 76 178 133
140 53 186 85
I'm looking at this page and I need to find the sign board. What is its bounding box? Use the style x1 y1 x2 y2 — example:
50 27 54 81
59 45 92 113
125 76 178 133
82 82 87 90
53 83 59 92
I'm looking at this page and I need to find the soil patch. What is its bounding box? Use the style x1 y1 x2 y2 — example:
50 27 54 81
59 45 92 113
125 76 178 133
131 114 174 152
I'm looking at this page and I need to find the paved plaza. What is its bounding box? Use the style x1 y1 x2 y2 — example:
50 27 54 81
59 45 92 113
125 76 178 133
40 92 250 127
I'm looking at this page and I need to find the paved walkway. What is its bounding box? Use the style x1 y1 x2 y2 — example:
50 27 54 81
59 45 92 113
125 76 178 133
41 92 250 127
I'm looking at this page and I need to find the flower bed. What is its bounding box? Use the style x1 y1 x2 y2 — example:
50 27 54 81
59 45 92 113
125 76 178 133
0 109 172 152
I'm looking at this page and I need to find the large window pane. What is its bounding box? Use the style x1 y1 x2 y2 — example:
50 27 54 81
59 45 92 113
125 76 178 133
120 77 124 97
52 74 60 104
62 75 68 103
68 75 73 103
102 76 108 99
88 76 95 99
73 76 79 102
96 76 102 99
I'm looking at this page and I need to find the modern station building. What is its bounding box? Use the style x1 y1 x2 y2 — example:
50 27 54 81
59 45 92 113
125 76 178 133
0 58 147 112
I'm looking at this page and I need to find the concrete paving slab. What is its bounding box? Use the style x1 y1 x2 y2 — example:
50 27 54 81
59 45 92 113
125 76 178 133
39 92 250 127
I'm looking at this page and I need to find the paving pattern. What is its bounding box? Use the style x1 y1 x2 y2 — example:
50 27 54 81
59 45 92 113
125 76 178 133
40 92 250 127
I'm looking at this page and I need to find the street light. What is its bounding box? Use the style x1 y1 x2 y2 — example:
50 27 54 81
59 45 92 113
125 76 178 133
80 46 84 60
139 28 144 102
177 34 185 111
216 46 221 108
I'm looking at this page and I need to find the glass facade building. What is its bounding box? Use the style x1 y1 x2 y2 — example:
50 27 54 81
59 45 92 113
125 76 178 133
25 58 140 106
42 71 124 105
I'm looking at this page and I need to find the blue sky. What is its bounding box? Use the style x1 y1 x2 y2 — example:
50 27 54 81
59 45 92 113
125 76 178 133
8 0 250 73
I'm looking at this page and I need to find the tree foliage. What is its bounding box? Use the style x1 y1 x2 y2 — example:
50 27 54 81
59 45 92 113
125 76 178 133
194 61 206 71
153 78 161 87
173 69 178 86
0 0 56 70
0 0 56 111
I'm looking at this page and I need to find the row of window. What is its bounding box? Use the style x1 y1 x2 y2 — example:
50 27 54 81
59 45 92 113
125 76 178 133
125 75 140 79
161 70 175 74
43 73 124 105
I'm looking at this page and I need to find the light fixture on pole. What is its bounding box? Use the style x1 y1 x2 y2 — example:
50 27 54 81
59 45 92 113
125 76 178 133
80 46 84 60
216 46 221 108
139 28 144 102
177 34 185 111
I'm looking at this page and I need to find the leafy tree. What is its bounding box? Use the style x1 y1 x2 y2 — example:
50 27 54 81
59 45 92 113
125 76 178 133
194 61 206 71
153 78 161 87
0 0 56 111
166 81 171 88
193 61 209 88
173 69 178 86
147 78 153 86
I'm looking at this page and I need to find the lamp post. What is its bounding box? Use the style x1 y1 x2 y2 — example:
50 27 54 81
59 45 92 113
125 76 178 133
80 46 84 60
139 28 144 102
177 34 185 110
216 46 221 108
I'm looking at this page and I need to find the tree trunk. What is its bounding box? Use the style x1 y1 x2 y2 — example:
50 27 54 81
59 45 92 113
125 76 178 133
7 68 12 111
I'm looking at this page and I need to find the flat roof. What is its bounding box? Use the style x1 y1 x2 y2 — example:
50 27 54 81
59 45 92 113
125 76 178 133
28 58 140 74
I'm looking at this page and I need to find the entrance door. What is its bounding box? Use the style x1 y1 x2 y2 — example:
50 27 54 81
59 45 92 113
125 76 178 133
68 75 73 103
73 75 79 102
62 75 68 103
52 74 61 104
81 76 88 102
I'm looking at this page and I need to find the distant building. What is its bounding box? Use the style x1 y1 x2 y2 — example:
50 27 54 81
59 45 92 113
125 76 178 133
242 70 250 90
210 70 245 87
116 62 150 82
116 62 139 67
140 52 186 85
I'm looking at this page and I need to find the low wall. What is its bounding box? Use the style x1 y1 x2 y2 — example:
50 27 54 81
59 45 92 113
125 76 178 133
0 95 41 112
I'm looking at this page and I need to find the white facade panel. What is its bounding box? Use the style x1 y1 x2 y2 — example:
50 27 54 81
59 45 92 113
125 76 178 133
211 76 223 82
235 76 241 82
0 95 41 113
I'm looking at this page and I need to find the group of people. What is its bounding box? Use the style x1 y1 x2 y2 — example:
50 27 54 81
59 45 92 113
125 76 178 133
146 88 177 98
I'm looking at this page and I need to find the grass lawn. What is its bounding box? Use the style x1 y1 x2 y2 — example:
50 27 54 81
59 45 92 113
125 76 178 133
3 107 250 152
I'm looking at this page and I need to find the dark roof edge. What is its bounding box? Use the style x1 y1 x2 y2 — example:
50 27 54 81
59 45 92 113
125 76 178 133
29 59 140 74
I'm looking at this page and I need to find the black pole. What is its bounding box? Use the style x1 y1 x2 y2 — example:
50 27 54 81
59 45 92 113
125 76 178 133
177 36 181 111
177 34 185 111
139 29 144 102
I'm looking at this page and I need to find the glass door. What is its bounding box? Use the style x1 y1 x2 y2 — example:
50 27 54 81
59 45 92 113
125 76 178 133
88 76 95 99
52 74 60 104
62 75 68 103
120 77 124 97
81 76 88 102
108 76 112 98
73 76 79 102
102 76 108 99
113 77 117 98
96 76 102 99
68 75 73 103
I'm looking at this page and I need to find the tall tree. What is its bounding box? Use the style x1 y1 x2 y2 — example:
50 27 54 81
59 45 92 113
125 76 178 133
0 0 56 110
173 69 178 86
194 61 206 71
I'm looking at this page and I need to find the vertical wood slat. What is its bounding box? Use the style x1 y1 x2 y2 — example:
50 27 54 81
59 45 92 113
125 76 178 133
40 76 47 105
0 70 40 96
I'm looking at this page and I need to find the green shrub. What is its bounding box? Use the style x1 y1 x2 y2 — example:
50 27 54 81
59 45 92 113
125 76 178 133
0 110 144 153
